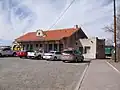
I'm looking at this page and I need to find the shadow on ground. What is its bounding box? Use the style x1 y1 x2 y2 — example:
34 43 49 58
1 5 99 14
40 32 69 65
17 58 91 64
64 60 91 64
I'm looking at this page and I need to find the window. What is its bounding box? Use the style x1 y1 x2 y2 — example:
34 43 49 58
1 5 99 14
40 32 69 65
38 32 40 35
59 44 63 51
40 44 42 47
23 45 25 50
3 48 11 51
39 51 43 53
54 44 57 51
36 44 38 47
37 30 44 36
3 48 6 51
6 48 11 50
76 42 78 45
74 50 81 55
26 44 29 50
79 47 83 54
49 44 52 51
55 52 61 54
84 46 91 54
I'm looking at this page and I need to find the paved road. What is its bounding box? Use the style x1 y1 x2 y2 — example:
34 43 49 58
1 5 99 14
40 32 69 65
0 57 89 90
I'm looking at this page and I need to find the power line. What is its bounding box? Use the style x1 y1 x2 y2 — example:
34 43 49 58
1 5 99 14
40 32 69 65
48 0 76 30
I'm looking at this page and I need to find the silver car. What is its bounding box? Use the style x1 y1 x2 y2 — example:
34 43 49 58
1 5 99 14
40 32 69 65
61 49 84 62
0 47 16 57
43 51 62 60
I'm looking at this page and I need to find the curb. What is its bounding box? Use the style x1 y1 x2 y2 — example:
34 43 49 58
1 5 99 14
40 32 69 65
106 61 120 74
74 63 90 90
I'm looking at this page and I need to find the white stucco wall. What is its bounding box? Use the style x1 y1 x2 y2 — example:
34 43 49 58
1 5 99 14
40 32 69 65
79 37 97 59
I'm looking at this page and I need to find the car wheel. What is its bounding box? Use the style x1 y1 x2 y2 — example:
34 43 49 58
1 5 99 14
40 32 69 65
81 59 83 62
12 53 16 57
75 57 78 62
63 60 68 63
25 56 28 59
20 56 22 58
63 60 66 62
81 56 84 62
38 55 42 60
54 56 57 60
0 53 2 57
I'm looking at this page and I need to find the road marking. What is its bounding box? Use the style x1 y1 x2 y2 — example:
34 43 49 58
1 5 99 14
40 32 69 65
74 63 89 90
106 61 120 74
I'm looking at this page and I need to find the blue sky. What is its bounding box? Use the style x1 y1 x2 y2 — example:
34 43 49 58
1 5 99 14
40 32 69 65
0 0 120 43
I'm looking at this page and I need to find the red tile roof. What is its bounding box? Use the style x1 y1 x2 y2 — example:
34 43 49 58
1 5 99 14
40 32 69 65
16 28 81 42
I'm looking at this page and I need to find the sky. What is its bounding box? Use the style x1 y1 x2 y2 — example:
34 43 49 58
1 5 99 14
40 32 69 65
0 0 120 44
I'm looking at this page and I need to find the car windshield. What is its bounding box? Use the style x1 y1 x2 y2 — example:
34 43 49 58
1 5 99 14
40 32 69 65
50 51 55 53
74 50 82 54
37 50 43 53
63 50 73 54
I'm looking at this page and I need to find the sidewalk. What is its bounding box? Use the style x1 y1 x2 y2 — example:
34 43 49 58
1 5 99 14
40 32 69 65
108 60 120 72
79 60 120 90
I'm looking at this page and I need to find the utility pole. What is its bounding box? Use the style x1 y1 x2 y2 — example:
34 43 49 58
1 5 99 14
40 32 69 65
113 0 117 62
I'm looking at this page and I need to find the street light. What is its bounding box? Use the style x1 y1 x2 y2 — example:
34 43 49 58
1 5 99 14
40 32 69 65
113 0 117 62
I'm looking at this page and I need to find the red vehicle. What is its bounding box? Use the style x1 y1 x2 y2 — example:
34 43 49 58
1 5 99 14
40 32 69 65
16 50 28 58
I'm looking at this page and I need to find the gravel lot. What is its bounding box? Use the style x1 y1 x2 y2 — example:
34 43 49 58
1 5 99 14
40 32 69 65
0 57 89 90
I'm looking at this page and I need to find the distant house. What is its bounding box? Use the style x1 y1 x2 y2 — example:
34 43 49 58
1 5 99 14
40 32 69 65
14 25 87 52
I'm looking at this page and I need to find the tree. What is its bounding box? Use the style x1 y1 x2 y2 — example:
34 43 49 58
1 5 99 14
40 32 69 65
105 38 113 45
104 8 120 44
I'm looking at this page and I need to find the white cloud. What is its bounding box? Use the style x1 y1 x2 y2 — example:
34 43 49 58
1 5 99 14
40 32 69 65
0 0 120 42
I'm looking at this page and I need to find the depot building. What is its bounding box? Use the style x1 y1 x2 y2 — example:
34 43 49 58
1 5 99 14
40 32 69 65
13 25 105 59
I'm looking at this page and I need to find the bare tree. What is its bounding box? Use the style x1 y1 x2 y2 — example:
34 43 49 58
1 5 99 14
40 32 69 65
105 38 114 45
104 8 120 44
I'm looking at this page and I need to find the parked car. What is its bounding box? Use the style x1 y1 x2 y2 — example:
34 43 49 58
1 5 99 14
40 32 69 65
0 47 16 57
16 50 28 58
26 49 44 59
61 49 84 62
43 51 62 60
27 50 35 59
34 49 44 59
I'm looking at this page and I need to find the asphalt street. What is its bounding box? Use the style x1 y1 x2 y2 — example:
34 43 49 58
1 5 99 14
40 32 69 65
0 57 90 90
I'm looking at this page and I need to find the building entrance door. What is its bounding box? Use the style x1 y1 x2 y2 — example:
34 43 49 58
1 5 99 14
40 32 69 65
30 44 33 51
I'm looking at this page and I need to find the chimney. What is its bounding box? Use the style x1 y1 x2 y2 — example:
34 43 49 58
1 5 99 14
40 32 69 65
74 25 79 29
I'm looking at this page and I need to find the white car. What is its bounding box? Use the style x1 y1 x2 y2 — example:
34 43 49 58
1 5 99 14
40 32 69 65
43 51 62 60
27 50 35 58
